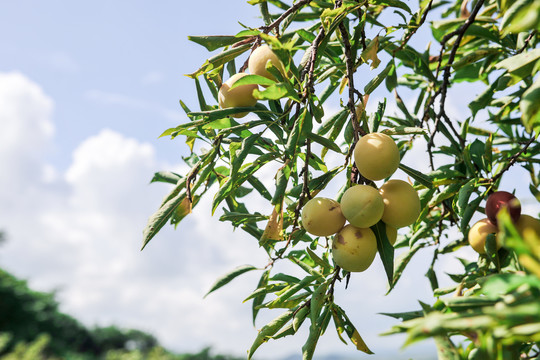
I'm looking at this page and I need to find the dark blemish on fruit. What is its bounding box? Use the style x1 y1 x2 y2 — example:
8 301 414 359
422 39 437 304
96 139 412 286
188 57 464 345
329 206 337 211
337 235 346 244
355 231 363 238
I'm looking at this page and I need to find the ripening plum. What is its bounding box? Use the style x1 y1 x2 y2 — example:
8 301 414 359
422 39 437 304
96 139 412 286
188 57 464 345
301 197 346 237
485 191 521 225
354 132 400 181
218 73 258 118
340 185 384 228
248 44 285 81
332 224 377 272
468 218 500 254
516 214 540 238
379 179 421 228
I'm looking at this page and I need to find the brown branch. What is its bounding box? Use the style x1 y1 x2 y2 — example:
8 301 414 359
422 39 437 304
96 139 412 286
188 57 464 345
517 30 537 54
293 139 313 228
261 0 312 36
239 37 262 73
424 0 486 163
186 166 200 204
394 0 434 55
301 27 326 96
327 266 342 299
339 22 366 142
231 36 257 48
490 134 537 185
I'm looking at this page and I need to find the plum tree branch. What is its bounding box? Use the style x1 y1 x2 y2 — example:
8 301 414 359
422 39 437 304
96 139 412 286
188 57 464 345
490 134 538 185
262 0 312 36
424 0 485 167
394 0 434 55
517 30 537 54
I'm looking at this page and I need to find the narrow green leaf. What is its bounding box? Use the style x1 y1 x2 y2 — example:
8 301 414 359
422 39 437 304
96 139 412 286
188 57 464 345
188 106 265 120
520 76 540 133
310 281 329 324
272 161 292 206
194 77 210 111
371 221 394 285
456 179 477 216
187 43 252 78
370 0 412 14
398 163 433 188
142 190 187 250
379 310 423 321
204 265 258 298
266 276 318 308
332 304 374 354
460 196 484 234
248 310 294 359
307 132 343 154
150 171 182 185
368 100 386 133
302 306 331 360
230 74 276 88
381 126 426 135
306 248 332 272
293 306 309 332
495 48 540 78
364 61 394 94
188 35 249 51
388 242 425 293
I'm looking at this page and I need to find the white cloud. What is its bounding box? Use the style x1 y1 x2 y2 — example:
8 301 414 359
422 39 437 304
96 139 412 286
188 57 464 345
0 71 55 206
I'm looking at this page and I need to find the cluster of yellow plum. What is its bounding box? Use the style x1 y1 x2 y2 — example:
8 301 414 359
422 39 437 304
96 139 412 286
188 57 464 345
468 191 540 254
301 133 421 272
218 44 284 118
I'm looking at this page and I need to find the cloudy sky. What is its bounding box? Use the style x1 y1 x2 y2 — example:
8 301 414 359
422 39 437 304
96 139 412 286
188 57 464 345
1 1 538 359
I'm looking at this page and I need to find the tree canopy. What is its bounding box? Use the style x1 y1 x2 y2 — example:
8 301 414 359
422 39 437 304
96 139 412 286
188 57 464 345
143 0 540 358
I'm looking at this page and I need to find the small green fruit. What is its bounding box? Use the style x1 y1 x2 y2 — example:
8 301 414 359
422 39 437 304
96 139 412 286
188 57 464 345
379 179 420 228
340 185 384 228
248 45 285 81
468 218 500 254
332 224 377 272
218 73 258 118
301 197 346 237
354 133 400 181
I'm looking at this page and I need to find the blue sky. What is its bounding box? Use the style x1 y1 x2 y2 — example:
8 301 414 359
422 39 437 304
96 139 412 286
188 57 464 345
1 1 538 359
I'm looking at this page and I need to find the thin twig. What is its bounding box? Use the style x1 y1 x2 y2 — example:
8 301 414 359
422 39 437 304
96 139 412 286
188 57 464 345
394 0 434 54
490 134 537 185
302 27 326 95
425 0 486 163
517 30 537 54
262 0 312 36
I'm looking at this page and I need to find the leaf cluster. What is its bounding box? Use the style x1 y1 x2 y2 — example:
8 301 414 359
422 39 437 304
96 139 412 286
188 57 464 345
143 0 540 358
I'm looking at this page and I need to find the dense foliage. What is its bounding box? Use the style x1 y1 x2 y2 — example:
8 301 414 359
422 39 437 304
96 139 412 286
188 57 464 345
0 268 241 360
143 0 540 358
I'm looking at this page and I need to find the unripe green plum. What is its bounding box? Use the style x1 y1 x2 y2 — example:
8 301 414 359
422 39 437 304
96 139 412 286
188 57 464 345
354 133 400 181
301 197 346 237
379 179 420 228
516 214 540 238
332 224 377 272
218 73 258 118
248 44 285 81
468 218 500 254
340 185 384 228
